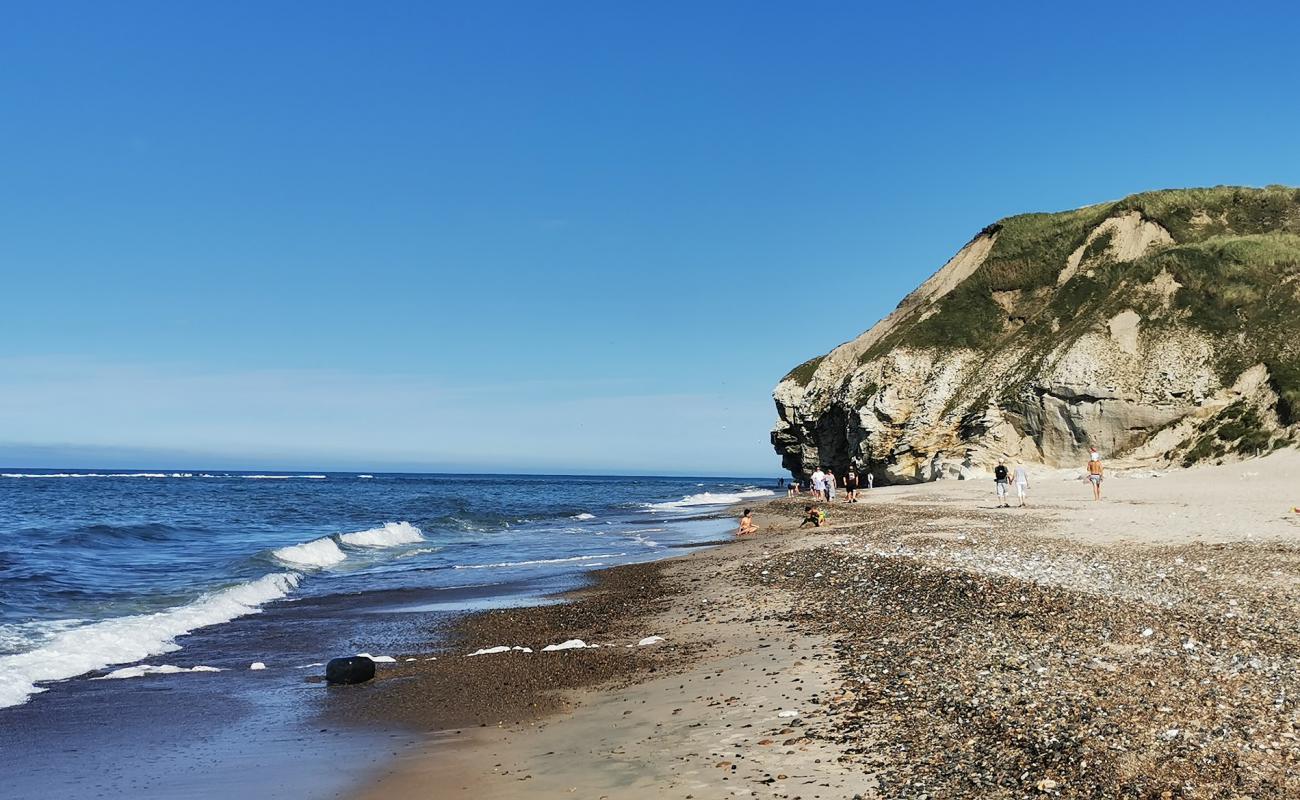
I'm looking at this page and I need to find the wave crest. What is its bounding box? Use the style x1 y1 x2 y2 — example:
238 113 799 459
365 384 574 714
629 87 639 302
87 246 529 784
271 537 346 568
339 522 423 548
0 572 298 709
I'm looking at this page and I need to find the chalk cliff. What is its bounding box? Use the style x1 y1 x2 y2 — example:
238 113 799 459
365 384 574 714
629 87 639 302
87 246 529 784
772 186 1300 483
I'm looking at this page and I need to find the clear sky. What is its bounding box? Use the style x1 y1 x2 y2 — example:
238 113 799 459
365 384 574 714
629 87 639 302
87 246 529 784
2 2 1298 475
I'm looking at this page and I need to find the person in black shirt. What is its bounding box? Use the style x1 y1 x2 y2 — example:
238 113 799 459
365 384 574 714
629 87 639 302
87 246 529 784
993 461 1010 508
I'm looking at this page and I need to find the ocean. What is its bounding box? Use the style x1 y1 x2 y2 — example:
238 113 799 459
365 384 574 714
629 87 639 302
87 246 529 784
0 469 773 797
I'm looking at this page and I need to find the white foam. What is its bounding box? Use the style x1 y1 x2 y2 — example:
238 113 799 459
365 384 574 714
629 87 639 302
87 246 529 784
339 522 424 548
356 653 397 663
466 646 532 656
453 553 626 570
93 664 224 680
542 639 598 651
243 474 327 480
0 572 299 708
636 636 665 646
272 537 347 568
1 472 193 479
641 488 775 512
357 474 374 479
571 513 596 520
249 662 266 670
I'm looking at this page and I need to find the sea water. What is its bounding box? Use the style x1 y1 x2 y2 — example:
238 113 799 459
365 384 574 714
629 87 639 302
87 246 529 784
0 470 772 796
0 468 769 707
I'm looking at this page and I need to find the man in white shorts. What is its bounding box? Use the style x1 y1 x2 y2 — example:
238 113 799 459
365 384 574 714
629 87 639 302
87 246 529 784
1013 463 1029 507
811 467 826 500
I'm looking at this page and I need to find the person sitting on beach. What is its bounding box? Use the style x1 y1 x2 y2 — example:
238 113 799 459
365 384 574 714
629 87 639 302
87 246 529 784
799 505 826 528
737 509 758 537
1087 455 1104 500
993 460 1010 508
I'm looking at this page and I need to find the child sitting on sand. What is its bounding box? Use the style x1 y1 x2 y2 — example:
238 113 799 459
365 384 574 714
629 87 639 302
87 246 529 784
737 509 758 537
799 506 826 528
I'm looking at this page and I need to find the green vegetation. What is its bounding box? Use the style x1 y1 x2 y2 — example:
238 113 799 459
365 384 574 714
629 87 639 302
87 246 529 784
854 381 880 407
976 206 1116 293
783 356 825 387
904 284 1004 350
1081 229 1114 263
1180 402 1279 465
789 187 1300 436
1118 185 1300 242
1267 360 1300 426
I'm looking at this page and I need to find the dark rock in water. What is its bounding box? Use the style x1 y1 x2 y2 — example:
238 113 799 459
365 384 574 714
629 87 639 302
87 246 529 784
326 656 375 685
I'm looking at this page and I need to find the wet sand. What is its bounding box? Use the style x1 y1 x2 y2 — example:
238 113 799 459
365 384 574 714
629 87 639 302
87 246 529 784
340 451 1300 798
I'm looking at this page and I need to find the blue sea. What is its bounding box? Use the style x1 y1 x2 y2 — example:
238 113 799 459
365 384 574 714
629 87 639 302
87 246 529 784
0 469 772 797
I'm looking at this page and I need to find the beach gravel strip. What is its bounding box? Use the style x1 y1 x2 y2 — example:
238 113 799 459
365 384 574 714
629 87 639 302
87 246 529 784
319 562 706 732
744 498 1300 798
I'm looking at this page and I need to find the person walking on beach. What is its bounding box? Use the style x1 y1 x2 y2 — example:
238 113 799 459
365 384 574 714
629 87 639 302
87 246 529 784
993 460 1010 508
1087 455 1104 500
1013 463 1029 507
811 467 826 500
825 470 837 502
736 509 758 537
844 470 859 502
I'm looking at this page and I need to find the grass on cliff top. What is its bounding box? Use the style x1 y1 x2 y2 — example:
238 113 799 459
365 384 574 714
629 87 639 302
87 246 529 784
1116 185 1300 242
867 187 1300 357
783 355 825 387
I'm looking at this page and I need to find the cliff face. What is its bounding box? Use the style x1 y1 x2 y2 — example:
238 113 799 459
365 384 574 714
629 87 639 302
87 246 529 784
772 186 1300 483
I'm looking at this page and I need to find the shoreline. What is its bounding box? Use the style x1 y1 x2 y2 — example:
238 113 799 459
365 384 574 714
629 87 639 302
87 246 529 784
338 450 1300 798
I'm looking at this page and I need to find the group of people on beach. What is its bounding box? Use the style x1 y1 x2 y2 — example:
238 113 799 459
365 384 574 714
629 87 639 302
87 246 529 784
993 445 1104 506
744 445 1109 537
786 466 872 502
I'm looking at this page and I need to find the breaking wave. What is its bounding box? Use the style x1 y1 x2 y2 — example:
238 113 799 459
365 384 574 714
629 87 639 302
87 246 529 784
0 572 299 709
641 488 775 511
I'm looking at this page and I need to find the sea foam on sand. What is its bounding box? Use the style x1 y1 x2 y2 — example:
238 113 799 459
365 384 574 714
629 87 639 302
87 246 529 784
542 639 598 651
467 646 533 656
93 664 224 680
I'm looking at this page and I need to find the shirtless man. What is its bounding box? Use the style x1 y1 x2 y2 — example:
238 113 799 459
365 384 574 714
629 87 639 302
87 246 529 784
1087 456 1104 500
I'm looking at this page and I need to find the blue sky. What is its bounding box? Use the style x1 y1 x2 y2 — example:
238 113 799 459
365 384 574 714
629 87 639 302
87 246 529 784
2 2 1298 474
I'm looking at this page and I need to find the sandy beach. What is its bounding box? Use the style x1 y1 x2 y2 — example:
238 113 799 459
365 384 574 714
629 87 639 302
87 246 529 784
337 451 1300 798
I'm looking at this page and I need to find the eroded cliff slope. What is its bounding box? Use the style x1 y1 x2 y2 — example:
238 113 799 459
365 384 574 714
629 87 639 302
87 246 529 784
772 186 1300 483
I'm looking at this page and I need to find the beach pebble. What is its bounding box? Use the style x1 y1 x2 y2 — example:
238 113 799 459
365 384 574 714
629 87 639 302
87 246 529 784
777 709 800 718
249 662 266 670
